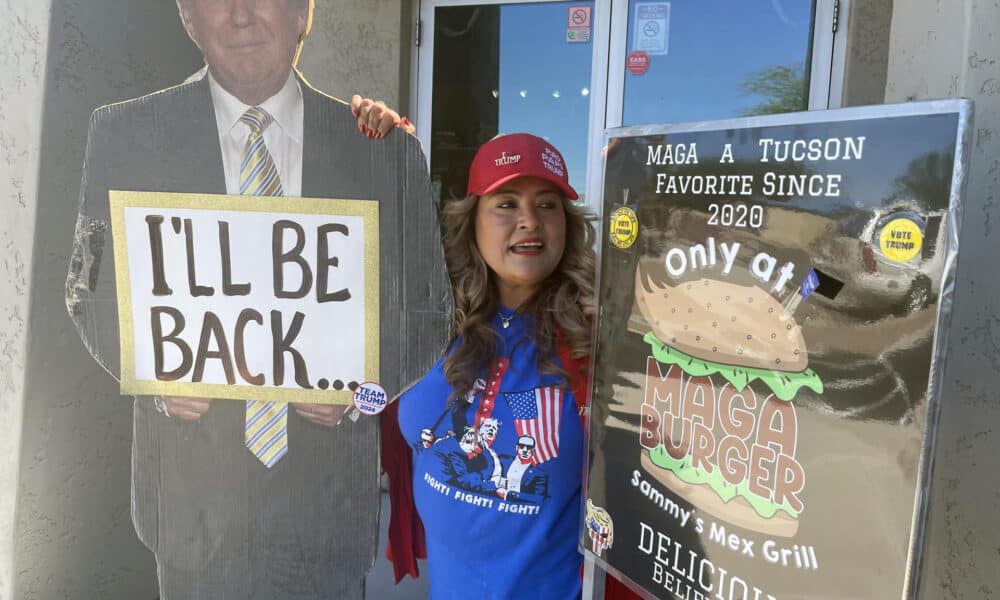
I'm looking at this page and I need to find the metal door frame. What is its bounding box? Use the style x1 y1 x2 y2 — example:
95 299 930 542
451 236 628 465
412 0 845 213
599 0 845 213
411 0 613 211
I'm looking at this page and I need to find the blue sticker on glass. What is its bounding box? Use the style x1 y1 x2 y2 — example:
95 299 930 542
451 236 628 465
800 268 820 299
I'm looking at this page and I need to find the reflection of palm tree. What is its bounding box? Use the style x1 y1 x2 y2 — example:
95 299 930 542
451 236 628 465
886 152 953 207
739 62 807 116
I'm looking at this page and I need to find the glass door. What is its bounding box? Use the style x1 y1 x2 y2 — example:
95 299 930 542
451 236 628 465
585 0 836 213
415 0 607 204
606 0 837 128
415 1 839 212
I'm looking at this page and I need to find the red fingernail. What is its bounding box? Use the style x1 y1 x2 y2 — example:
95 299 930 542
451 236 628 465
359 123 364 133
376 131 383 139
368 130 374 138
401 117 411 127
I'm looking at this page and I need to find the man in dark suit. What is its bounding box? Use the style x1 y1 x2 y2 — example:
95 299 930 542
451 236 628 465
499 436 550 504
65 0 447 597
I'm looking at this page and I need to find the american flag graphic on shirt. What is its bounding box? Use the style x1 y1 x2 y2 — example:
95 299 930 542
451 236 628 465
504 387 563 464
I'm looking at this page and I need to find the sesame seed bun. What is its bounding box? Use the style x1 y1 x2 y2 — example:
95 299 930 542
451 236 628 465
635 269 809 371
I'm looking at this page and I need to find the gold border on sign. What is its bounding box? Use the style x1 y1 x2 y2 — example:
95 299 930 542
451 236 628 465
109 190 380 405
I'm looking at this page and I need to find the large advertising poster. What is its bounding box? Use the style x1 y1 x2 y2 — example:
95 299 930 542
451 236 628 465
584 101 971 600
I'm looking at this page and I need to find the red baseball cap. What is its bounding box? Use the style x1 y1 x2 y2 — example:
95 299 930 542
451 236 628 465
466 133 578 200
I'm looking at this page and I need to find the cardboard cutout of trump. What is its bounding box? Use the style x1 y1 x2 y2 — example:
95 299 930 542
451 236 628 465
65 1 449 597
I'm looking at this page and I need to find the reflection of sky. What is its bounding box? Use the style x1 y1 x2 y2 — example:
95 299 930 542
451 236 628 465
498 2 595 196
495 1 816 196
623 0 815 126
753 115 960 211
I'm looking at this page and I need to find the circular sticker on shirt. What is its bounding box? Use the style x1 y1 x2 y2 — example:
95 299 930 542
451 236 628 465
609 206 639 249
353 381 388 415
879 217 923 262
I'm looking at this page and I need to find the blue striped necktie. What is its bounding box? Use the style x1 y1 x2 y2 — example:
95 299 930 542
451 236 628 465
240 106 288 468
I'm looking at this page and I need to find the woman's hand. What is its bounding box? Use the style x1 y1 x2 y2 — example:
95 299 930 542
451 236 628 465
351 95 415 138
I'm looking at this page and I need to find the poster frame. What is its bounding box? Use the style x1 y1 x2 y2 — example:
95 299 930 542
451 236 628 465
581 98 975 600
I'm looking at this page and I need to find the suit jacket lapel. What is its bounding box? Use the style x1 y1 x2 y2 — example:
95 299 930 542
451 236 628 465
159 77 226 195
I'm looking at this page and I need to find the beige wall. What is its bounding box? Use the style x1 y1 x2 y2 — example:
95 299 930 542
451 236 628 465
884 1 1000 598
0 3 52 598
11 1 201 598
840 0 893 106
299 0 409 109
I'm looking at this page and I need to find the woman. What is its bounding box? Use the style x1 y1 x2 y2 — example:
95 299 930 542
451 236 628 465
381 132 635 598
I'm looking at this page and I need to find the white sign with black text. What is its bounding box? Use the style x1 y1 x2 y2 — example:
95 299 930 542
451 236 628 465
110 191 380 404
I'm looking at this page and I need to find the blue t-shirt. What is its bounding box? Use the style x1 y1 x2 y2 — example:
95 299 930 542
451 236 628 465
398 314 585 599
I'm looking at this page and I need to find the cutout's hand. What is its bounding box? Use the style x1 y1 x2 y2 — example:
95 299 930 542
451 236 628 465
292 403 349 428
162 396 212 420
351 95 415 138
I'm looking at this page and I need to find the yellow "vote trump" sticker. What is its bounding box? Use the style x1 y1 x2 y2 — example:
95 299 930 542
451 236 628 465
879 217 923 262
609 206 638 249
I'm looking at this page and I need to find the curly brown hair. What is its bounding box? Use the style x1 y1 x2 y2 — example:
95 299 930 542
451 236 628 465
440 193 597 399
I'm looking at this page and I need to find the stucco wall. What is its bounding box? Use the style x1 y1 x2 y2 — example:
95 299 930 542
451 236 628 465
299 0 407 108
840 0 893 107
884 1 1000 598
11 2 202 598
0 2 52 599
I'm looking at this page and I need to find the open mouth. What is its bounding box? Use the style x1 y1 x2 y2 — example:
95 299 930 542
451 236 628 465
510 239 545 255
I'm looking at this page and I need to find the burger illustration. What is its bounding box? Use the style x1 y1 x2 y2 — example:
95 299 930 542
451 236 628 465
633 263 823 537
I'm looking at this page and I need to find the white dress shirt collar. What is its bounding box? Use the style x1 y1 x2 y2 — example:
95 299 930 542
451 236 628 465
207 70 304 146
204 69 305 197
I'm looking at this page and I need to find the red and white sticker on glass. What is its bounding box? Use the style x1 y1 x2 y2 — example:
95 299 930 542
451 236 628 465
567 5 592 43
627 50 650 76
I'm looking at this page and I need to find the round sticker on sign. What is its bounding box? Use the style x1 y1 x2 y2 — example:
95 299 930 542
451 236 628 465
627 50 650 76
353 381 388 416
879 216 924 262
610 206 639 249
